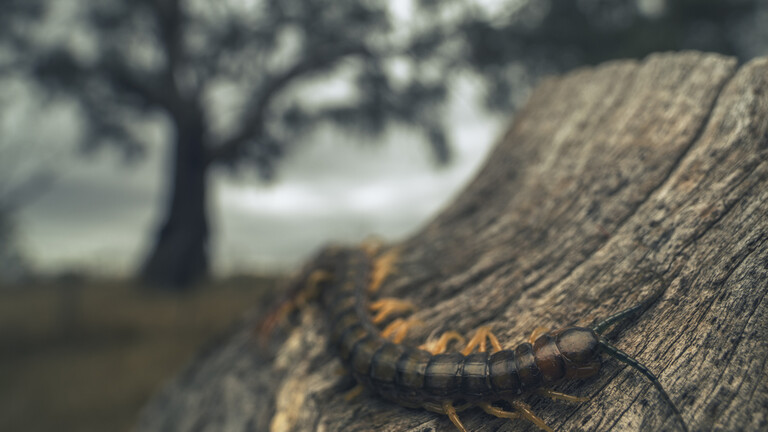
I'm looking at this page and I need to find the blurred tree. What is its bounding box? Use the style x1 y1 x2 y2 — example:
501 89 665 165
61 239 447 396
14 0 765 289
0 0 49 284
451 0 764 111
0 212 26 285
0 152 52 284
0 194 36 285
27 0 455 289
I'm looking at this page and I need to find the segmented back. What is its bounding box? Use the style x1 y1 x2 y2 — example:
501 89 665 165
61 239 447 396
321 248 580 406
283 246 688 432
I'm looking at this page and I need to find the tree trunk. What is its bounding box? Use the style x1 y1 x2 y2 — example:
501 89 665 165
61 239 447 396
137 52 768 431
140 118 209 289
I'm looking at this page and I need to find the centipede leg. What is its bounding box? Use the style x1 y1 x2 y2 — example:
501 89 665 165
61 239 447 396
255 269 332 339
381 317 422 343
420 331 465 354
505 399 553 432
307 269 332 291
528 326 550 344
360 237 384 256
537 388 589 403
342 384 364 401
369 248 399 293
441 401 468 432
369 298 415 324
293 270 331 310
478 402 520 420
461 326 503 355
255 301 292 340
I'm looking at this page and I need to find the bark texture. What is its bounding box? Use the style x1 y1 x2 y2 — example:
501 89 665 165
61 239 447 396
137 52 768 431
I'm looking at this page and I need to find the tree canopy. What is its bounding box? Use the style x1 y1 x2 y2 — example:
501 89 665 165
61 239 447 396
7 0 765 287
22 0 463 287
31 0 457 172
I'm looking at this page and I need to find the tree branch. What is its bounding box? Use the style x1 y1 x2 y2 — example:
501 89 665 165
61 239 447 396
152 0 184 82
100 57 177 114
206 45 371 165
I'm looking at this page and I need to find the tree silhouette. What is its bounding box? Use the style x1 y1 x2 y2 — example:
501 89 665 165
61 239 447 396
0 0 48 284
16 0 764 289
454 0 762 111
29 0 455 288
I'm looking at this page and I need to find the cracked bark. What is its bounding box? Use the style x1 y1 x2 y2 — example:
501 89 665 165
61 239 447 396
137 52 768 432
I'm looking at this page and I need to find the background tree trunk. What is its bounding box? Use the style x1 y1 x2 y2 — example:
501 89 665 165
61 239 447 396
137 52 768 431
141 118 209 289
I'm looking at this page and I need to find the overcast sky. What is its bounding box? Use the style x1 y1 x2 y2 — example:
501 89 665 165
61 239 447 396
9 74 506 277
7 0 766 278
0 0 527 278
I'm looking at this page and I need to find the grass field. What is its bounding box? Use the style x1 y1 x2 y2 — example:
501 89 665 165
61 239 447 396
0 276 280 432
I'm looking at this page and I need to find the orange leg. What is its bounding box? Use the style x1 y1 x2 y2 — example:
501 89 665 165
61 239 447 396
307 269 332 291
369 298 415 324
461 326 503 355
343 384 364 401
420 331 465 354
478 402 520 420
360 237 384 256
381 318 422 343
537 388 588 403
441 401 468 432
505 399 553 432
369 248 399 293
295 270 332 307
528 326 550 344
255 269 332 339
255 300 293 340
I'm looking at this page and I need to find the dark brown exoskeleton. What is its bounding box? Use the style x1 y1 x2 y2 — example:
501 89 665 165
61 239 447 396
259 246 689 432
325 248 689 431
511 314 689 432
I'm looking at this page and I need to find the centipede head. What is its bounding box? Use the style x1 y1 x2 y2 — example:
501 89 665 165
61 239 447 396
553 327 602 379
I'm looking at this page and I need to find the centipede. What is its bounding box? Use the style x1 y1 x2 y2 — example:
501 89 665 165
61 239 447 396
259 245 689 432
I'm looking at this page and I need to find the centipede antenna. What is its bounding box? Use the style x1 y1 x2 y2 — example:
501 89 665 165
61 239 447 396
598 337 688 432
591 303 646 334
592 270 669 335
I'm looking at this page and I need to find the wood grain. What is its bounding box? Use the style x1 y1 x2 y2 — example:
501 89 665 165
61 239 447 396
137 51 768 432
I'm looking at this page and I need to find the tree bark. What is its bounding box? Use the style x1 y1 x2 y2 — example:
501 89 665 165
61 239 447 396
137 52 768 431
140 116 209 289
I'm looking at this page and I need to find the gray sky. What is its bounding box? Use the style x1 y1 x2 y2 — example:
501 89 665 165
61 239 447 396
2 0 527 278
11 75 506 277
10 0 764 278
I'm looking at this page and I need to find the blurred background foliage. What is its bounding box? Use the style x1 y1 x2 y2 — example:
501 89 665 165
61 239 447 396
2 0 765 289
1 1 766 431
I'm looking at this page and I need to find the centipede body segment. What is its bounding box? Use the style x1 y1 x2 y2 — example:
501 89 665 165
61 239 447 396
261 245 688 432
